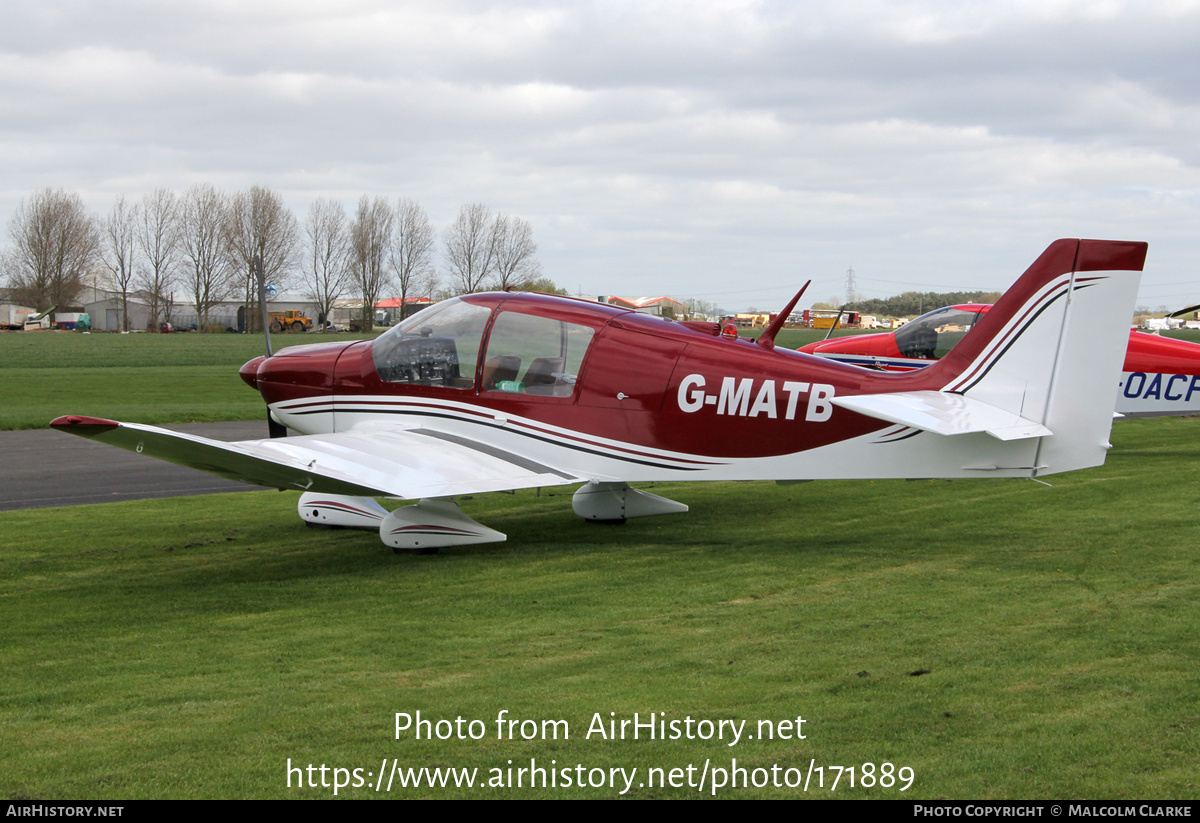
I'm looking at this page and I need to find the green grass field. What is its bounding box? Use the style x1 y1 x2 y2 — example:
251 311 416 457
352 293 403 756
0 330 377 430
3 327 1199 799
2 416 1199 799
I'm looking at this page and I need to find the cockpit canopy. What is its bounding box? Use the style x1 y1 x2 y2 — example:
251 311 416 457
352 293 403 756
372 298 488 388
371 296 596 397
894 305 986 360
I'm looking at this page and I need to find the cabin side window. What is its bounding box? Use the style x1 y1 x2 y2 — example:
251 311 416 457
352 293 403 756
481 311 595 397
372 298 491 388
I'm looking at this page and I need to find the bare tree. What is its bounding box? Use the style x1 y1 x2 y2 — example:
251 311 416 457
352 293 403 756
685 298 719 320
136 188 179 329
102 195 139 331
491 213 541 290
388 198 436 322
178 184 233 331
443 203 498 294
349 195 393 332
226 186 299 332
4 188 99 317
302 199 350 330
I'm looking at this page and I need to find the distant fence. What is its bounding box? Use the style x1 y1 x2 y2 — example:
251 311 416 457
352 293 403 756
169 312 239 331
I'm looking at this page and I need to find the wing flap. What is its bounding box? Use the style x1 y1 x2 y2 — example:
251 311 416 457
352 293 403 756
830 391 1054 440
51 416 579 499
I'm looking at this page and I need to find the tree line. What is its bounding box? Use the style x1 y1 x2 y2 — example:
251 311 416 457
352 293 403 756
1 187 553 331
837 290 1004 318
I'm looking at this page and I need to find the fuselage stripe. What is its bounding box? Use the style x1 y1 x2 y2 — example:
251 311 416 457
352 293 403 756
326 398 728 466
947 278 1074 392
294 404 720 472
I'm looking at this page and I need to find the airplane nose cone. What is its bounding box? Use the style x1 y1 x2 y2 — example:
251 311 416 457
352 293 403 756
240 356 268 389
244 341 358 407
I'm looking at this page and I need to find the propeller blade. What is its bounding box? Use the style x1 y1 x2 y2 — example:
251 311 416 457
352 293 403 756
823 306 848 340
1168 303 1200 319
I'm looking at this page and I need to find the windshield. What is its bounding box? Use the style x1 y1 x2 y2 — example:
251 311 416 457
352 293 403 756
372 298 491 388
894 306 984 360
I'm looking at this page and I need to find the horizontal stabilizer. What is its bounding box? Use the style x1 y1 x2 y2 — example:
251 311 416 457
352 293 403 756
831 391 1053 441
51 416 579 500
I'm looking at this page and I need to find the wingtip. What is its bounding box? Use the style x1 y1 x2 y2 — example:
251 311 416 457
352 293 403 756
51 415 120 430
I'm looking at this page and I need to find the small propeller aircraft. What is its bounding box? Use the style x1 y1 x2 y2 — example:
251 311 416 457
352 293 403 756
801 295 1200 419
53 239 1145 553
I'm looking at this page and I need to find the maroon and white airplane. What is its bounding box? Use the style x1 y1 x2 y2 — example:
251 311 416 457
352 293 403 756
53 239 1145 552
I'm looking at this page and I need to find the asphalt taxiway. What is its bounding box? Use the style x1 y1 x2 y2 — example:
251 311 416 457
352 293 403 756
0 421 275 511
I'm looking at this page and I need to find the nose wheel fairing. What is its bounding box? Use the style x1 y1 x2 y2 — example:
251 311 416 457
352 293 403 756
298 493 389 529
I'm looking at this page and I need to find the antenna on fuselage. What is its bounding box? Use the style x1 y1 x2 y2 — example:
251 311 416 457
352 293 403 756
755 280 810 351
255 253 273 359
252 253 286 439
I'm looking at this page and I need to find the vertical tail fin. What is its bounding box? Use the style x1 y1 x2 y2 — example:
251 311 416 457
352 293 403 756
932 239 1146 473
832 240 1145 477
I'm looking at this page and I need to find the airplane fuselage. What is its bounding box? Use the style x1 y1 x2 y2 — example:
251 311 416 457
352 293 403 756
240 292 969 479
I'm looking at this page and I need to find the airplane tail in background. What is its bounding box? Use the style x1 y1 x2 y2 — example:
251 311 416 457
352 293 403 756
834 239 1146 476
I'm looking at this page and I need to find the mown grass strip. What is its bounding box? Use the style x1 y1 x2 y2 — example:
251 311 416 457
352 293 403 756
2 418 1198 798
0 367 266 429
0 330 374 369
0 332 375 430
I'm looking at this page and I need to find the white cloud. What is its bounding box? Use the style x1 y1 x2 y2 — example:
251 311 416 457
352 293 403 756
1 0 1199 309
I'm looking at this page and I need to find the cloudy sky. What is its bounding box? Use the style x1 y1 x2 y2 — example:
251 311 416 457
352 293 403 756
2 0 1198 311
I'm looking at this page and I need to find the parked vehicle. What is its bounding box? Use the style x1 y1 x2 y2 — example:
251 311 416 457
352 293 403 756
23 306 56 331
268 310 314 333
1 304 38 330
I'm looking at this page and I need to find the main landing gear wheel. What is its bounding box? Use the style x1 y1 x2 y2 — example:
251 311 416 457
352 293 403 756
571 482 688 523
379 499 506 552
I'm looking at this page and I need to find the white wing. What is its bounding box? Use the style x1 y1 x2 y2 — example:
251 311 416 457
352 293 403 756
51 416 579 499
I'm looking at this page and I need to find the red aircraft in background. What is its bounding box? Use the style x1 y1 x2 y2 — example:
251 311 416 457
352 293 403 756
801 302 1200 418
54 239 1145 552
